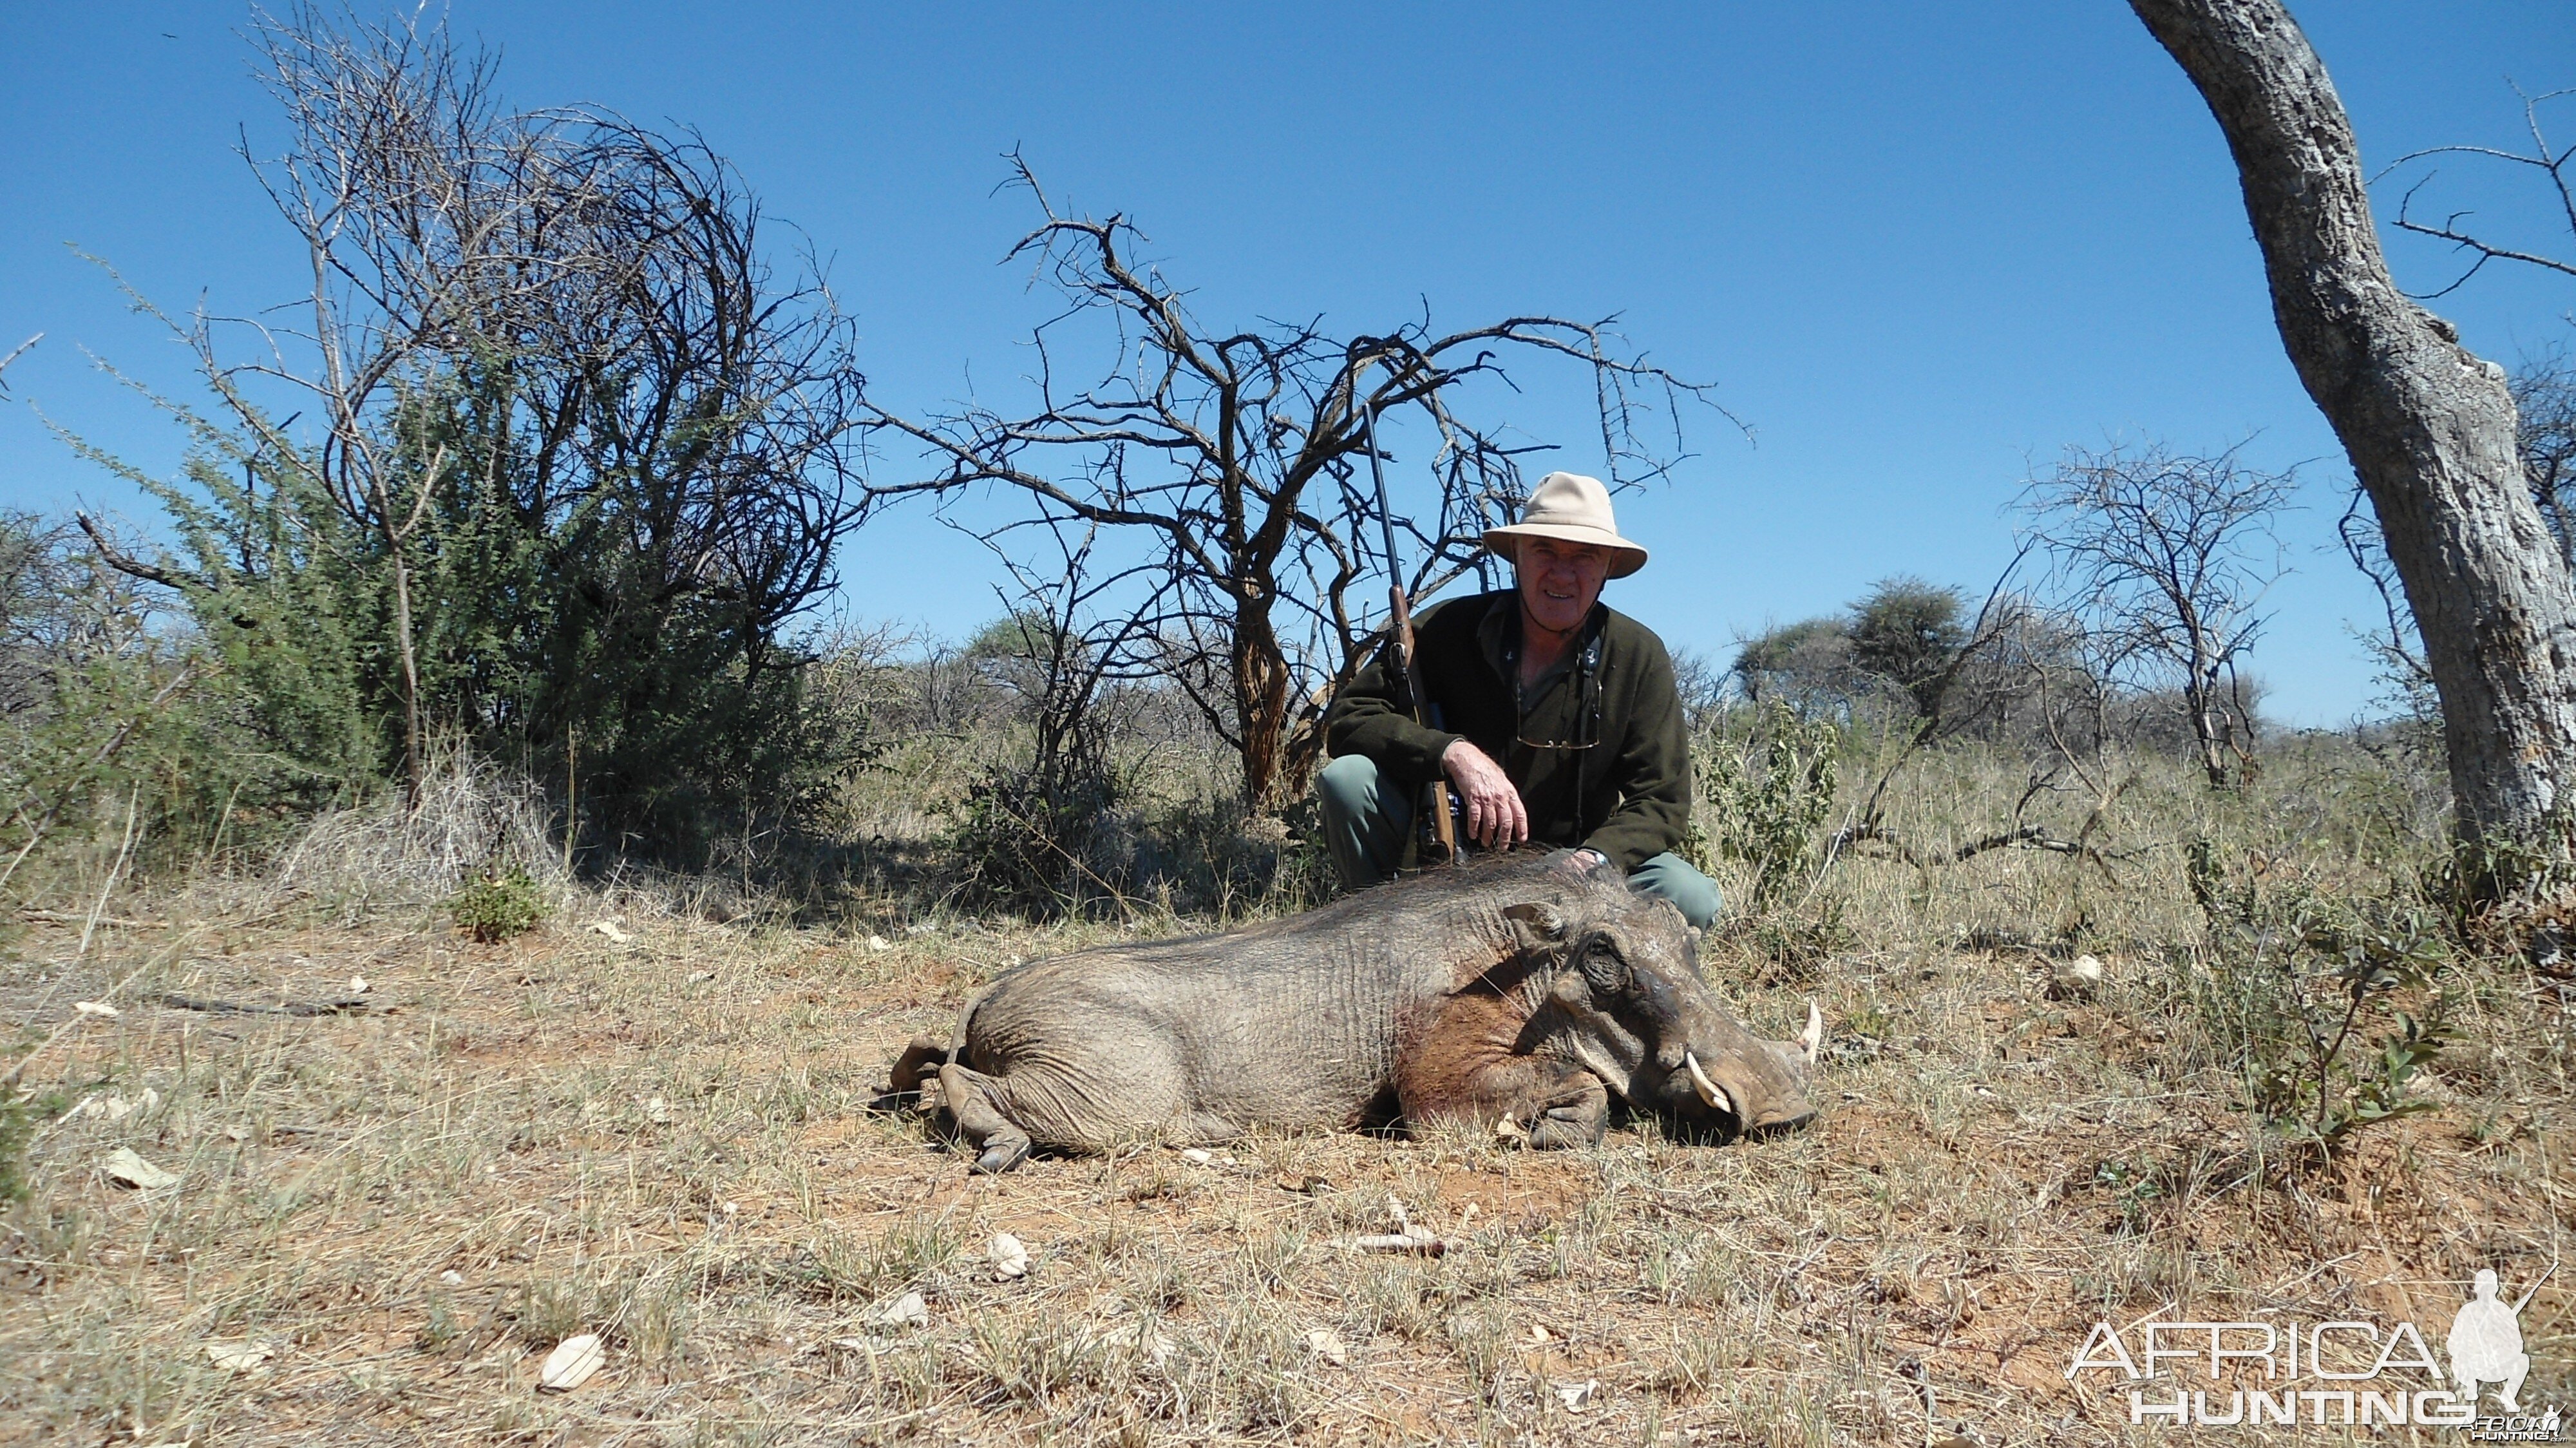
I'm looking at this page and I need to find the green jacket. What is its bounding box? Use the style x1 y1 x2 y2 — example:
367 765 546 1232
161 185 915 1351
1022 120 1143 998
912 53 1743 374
1323 591 1692 872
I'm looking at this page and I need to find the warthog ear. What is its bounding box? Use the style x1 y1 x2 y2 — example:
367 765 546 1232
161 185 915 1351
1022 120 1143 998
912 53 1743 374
1501 901 1568 943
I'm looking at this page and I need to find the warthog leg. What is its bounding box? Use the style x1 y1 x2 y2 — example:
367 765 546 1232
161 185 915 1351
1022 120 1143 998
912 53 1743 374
1521 1067 1611 1149
937 1063 1033 1174
1396 982 1611 1148
885 1034 947 1095
1399 1042 1609 1149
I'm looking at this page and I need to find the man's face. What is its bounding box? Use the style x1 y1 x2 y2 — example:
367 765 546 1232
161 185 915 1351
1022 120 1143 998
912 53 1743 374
1515 536 1612 636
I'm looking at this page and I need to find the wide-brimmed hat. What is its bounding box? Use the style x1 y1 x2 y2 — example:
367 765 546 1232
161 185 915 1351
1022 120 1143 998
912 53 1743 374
1482 472 1647 578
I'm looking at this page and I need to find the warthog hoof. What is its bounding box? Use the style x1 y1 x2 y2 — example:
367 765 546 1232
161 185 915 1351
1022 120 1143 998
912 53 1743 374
971 1138 1030 1174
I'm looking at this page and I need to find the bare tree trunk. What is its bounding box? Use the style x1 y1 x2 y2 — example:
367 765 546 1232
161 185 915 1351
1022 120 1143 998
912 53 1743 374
2184 629 2231 787
1233 599 1291 810
388 546 426 807
2186 678 2227 788
2131 0 2576 867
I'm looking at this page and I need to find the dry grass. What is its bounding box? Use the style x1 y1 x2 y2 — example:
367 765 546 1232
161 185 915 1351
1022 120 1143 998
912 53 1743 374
261 749 571 922
3 738 2571 1445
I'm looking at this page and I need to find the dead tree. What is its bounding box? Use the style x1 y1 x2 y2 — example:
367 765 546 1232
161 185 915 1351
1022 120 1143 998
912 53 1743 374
2022 442 2289 787
2131 0 2576 878
2338 489 2439 723
862 158 1728 809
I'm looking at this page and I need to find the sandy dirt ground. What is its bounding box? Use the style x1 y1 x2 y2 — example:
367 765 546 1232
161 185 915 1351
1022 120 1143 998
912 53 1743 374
2 896 2568 1445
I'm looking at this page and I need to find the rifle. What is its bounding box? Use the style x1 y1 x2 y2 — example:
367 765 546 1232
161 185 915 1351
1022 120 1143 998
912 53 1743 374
1356 381 1465 870
2510 1261 2557 1314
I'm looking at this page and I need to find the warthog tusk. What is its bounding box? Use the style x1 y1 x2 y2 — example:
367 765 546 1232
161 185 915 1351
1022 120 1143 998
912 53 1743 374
1683 1051 1734 1119
1797 1002 1824 1065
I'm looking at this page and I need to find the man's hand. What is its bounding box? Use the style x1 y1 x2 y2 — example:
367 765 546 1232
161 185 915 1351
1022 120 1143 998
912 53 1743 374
1441 739 1528 850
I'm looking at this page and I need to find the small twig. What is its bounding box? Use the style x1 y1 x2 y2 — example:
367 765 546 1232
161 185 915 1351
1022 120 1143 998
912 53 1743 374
2311 973 2376 1133
1338 1193 1454 1253
0 332 38 392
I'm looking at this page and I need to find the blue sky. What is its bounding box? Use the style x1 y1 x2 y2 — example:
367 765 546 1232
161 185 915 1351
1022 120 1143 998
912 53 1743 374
5 3 2573 725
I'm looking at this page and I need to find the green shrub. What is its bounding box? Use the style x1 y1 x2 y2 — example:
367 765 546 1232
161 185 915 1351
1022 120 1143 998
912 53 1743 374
0 512 295 890
0 1091 33 1205
1687 699 1842 913
450 867 546 942
2177 839 2457 1153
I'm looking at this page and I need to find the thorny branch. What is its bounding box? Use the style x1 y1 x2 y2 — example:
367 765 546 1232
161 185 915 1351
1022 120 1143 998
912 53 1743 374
2376 84 2576 298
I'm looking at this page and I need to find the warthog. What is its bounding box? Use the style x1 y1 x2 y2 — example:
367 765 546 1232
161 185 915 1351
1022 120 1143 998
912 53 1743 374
887 851 1819 1172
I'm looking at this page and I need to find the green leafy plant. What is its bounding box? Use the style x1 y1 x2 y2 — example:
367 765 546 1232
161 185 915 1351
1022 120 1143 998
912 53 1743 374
1689 699 1842 913
2092 1155 2169 1234
450 866 545 942
2183 842 2456 1154
2324 1007 2453 1143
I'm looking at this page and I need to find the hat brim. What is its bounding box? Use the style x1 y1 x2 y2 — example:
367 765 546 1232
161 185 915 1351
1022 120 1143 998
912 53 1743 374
1484 524 1648 579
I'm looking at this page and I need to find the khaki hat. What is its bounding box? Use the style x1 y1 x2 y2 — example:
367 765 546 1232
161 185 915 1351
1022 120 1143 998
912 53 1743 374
1482 472 1647 579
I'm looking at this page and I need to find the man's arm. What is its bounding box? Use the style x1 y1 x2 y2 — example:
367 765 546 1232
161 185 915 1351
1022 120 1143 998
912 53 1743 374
1323 633 1459 785
1580 633 1692 872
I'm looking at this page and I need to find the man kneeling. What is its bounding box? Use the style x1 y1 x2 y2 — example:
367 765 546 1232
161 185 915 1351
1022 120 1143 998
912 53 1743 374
1320 471 1723 928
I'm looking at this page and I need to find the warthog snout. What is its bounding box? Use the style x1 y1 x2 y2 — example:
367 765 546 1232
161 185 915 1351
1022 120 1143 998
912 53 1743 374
1680 1002 1823 1130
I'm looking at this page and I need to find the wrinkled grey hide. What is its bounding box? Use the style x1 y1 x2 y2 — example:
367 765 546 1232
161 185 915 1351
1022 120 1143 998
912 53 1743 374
887 850 1819 1172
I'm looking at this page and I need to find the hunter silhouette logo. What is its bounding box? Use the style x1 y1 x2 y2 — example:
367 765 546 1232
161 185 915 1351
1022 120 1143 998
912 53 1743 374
2449 1267 2540 1413
2061 1262 2559 1433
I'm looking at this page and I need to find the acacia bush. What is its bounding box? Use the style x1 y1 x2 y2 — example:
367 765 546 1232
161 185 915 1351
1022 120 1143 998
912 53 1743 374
43 8 870 879
0 514 261 890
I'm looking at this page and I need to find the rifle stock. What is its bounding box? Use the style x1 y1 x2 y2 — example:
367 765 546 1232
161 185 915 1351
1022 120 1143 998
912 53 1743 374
1388 583 1463 866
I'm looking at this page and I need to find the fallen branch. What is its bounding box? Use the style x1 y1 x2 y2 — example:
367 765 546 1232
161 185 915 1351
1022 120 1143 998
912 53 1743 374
147 992 374 1018
1340 1233 1452 1255
1830 821 2123 881
16 909 166 929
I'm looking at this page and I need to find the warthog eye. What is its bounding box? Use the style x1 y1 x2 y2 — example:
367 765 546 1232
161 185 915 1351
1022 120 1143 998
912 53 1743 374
1577 935 1631 996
